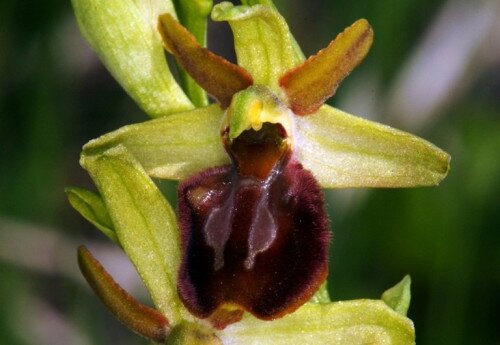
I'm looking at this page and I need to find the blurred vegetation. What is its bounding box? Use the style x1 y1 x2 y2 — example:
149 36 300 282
1 0 499 344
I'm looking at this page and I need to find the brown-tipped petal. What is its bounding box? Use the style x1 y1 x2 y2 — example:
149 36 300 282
279 19 373 115
77 246 169 342
158 14 253 108
177 157 329 323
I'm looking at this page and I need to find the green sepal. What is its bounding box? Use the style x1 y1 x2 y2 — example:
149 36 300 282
382 275 412 316
219 300 415 345
172 0 213 107
71 0 193 118
212 2 304 92
80 145 188 324
82 105 229 181
65 187 118 244
240 0 304 60
295 105 451 188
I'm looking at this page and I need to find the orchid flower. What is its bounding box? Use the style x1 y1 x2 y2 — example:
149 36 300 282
67 0 449 343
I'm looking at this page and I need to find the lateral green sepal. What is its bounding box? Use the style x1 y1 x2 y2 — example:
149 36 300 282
65 187 118 244
81 105 229 181
80 145 189 324
295 105 451 188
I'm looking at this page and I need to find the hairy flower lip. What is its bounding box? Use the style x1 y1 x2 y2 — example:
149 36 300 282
177 156 330 325
176 87 330 323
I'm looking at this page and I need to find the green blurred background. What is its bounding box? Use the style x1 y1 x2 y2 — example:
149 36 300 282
1 0 499 344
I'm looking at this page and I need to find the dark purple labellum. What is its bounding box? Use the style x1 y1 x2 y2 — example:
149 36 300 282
177 124 330 326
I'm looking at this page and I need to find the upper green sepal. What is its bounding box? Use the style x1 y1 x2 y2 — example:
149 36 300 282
212 2 303 92
295 105 450 188
71 0 193 118
65 187 118 244
240 0 304 60
382 275 412 316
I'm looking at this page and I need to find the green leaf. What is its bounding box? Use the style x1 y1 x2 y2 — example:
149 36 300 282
65 187 118 244
80 146 188 324
382 275 411 316
173 0 213 107
212 2 304 91
82 105 229 180
240 0 304 61
295 105 451 188
71 0 193 118
220 300 415 345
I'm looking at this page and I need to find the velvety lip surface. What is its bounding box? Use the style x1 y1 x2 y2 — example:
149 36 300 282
177 153 329 326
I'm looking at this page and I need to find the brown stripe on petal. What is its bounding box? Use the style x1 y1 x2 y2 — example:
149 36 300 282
279 19 373 115
77 246 169 342
158 14 253 108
